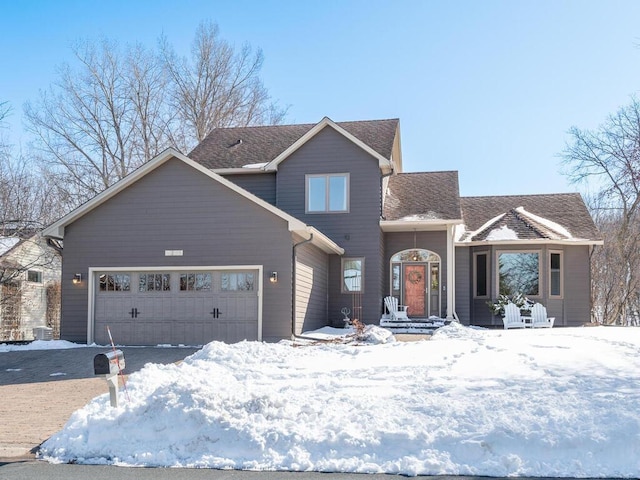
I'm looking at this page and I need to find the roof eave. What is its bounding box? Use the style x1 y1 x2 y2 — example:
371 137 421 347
380 219 463 232
212 167 270 175
292 226 344 255
456 239 604 247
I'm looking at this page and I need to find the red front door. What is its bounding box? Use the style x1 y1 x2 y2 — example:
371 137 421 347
404 264 426 317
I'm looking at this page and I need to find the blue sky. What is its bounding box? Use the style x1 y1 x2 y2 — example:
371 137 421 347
2 0 640 196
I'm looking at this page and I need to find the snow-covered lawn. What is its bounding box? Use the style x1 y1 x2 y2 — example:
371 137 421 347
38 324 640 477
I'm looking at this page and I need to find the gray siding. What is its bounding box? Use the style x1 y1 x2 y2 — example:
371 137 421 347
294 239 329 334
276 126 384 324
222 173 276 205
562 245 591 326
384 230 448 316
455 247 471 324
61 158 294 343
465 244 592 327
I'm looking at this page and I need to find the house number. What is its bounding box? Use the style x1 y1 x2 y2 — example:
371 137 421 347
210 308 222 319
129 308 140 318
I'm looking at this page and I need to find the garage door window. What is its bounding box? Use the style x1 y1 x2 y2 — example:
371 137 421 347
180 273 212 291
139 273 171 292
221 272 254 291
99 273 131 292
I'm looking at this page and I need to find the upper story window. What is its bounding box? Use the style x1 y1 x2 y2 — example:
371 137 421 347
306 173 349 213
27 270 43 283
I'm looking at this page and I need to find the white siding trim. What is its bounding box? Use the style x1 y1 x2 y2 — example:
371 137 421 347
87 265 263 344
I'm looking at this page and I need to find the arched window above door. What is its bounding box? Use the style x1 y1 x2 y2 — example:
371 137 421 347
391 249 441 263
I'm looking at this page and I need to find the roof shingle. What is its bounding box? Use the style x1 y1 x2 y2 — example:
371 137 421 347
188 118 399 169
459 194 601 242
384 172 462 222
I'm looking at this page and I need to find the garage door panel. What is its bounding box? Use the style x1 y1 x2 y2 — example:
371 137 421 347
94 270 260 345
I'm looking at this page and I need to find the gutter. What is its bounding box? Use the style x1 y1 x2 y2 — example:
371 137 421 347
291 233 314 341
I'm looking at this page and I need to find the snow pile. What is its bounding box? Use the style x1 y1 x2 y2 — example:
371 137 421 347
39 326 640 477
486 224 518 241
0 339 87 353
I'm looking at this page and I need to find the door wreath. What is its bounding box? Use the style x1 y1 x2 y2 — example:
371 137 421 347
407 270 423 284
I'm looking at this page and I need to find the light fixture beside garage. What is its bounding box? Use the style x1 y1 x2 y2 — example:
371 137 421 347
270 272 278 283
72 273 83 284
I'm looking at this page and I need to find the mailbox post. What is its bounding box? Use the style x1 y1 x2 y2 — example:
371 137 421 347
93 350 125 407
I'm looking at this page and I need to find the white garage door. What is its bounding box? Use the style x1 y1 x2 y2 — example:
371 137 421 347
94 269 259 345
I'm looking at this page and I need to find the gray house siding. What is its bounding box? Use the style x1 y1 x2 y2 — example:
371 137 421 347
562 245 592 326
465 244 592 327
222 173 276 205
60 158 294 344
294 238 329 334
275 126 383 324
455 247 471 324
384 230 448 317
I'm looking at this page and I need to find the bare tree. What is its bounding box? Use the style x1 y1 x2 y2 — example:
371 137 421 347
24 22 286 211
160 20 287 149
562 97 640 325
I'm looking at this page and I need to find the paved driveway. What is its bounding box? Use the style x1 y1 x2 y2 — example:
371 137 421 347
0 345 200 458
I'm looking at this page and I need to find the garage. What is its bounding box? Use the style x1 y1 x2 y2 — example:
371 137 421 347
91 268 261 346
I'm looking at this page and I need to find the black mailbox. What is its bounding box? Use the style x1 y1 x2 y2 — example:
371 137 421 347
94 350 125 376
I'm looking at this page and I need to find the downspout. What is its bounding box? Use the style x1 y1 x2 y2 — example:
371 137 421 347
291 233 314 340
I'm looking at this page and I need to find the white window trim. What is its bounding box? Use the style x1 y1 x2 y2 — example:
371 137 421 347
549 250 564 298
495 249 542 298
305 173 350 214
473 251 490 299
341 257 364 294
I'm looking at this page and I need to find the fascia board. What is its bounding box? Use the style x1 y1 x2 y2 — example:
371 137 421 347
456 239 604 247
380 219 463 232
211 167 271 175
263 117 393 172
302 226 344 255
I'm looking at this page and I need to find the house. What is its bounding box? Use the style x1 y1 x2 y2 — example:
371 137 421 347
0 232 61 341
42 117 602 345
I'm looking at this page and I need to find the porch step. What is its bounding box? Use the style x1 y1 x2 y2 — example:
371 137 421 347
379 318 450 333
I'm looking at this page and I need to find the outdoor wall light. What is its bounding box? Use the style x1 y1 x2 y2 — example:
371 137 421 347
269 272 278 283
72 273 82 284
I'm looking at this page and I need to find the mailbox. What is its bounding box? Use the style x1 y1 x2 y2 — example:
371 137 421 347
94 350 125 376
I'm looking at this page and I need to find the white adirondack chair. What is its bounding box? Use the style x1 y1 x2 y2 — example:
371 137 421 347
530 303 555 328
502 302 526 329
384 296 409 322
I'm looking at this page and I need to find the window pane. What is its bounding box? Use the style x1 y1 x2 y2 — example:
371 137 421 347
392 264 400 294
27 270 42 283
343 259 363 292
550 253 561 296
475 254 487 297
328 176 347 211
307 177 326 212
162 274 171 291
498 253 539 296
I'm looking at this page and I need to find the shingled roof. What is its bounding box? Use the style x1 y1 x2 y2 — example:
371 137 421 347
459 193 602 242
189 118 399 169
383 172 462 222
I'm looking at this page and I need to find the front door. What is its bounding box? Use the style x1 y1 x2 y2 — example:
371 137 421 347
404 264 426 317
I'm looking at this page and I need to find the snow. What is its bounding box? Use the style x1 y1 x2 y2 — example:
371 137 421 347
0 339 87 352
516 206 573 239
0 236 20 256
486 224 519 241
38 325 640 477
242 162 268 169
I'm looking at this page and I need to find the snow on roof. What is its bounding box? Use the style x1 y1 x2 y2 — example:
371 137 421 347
241 162 268 169
463 212 506 241
0 237 20 256
516 206 573 239
485 225 519 241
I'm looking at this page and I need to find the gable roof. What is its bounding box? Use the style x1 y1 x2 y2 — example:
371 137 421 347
189 117 399 172
381 171 463 231
41 149 344 255
458 193 602 244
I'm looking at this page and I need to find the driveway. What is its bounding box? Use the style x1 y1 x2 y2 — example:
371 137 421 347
0 345 200 458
